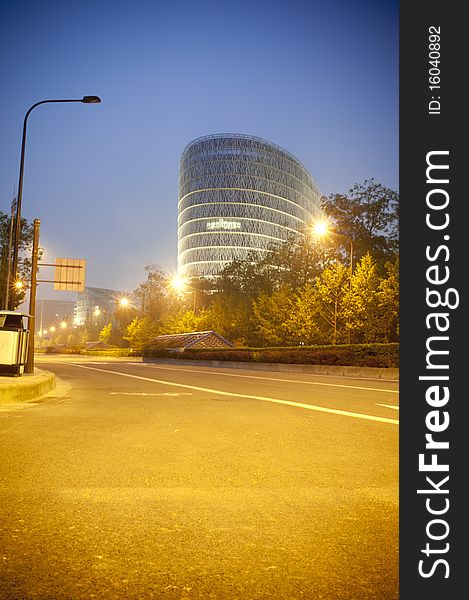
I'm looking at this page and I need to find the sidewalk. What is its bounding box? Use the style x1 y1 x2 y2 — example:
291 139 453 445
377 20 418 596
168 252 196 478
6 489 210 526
0 369 56 403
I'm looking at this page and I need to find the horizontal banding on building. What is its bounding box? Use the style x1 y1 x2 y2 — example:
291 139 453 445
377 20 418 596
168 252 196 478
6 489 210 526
178 133 322 277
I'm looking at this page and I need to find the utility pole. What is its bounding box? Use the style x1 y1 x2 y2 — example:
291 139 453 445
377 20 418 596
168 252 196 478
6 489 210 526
25 219 40 374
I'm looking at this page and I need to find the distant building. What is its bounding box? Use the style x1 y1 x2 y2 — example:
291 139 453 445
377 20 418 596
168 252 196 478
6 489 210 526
35 299 75 333
75 287 132 326
178 133 323 278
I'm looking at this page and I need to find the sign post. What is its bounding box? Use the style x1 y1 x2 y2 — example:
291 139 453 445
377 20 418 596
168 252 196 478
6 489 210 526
26 254 87 373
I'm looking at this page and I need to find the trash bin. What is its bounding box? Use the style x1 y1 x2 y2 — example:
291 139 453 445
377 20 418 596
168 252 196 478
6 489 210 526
0 311 30 376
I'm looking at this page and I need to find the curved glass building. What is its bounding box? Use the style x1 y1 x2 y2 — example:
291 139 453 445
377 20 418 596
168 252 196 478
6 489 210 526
178 133 322 278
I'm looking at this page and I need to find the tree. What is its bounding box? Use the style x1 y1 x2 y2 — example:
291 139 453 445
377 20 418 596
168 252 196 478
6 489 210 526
124 316 161 351
133 265 172 322
0 208 35 308
322 179 399 267
158 309 198 334
376 258 399 342
66 326 87 348
204 296 255 346
343 253 381 343
290 284 321 345
99 323 113 344
252 286 297 346
267 229 334 291
217 252 274 298
314 262 350 344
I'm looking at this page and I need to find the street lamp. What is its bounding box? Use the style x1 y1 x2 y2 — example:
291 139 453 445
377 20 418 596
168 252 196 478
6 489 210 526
312 221 329 238
7 95 101 310
169 274 198 312
169 274 189 294
312 219 354 278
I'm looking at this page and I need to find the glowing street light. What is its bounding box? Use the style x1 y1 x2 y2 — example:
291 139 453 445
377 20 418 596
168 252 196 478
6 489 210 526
94 307 101 316
49 326 56 333
312 220 330 238
311 220 354 275
169 274 198 311
118 297 130 308
60 321 67 329
169 274 188 294
14 280 24 290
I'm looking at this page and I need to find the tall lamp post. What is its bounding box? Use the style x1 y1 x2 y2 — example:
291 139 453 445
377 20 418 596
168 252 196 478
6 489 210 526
7 96 101 310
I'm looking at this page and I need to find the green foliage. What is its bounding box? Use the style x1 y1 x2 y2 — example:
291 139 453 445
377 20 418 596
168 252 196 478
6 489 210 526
343 253 381 343
144 343 399 368
0 209 35 308
98 322 113 344
133 264 173 321
377 258 399 342
266 230 332 290
124 316 161 351
314 261 350 344
289 284 321 345
252 286 297 346
322 178 399 267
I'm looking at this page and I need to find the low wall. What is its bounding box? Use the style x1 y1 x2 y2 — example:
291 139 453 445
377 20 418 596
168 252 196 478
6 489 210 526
144 357 399 381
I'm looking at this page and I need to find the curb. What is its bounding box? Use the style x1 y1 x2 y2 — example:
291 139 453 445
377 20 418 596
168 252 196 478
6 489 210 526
143 358 399 381
0 369 57 403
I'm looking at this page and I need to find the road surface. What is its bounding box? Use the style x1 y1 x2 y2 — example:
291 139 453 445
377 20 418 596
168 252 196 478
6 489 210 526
0 356 399 599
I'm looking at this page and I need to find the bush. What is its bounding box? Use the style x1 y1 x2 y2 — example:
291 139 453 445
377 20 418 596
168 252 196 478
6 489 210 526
143 343 399 368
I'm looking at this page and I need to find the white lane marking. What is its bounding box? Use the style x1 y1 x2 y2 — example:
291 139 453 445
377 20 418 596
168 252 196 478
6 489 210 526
109 392 192 397
140 364 399 395
376 403 399 411
70 363 399 425
74 361 109 365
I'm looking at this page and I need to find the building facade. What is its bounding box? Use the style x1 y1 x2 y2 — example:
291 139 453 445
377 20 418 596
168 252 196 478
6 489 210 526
178 133 322 278
34 299 75 333
75 287 128 326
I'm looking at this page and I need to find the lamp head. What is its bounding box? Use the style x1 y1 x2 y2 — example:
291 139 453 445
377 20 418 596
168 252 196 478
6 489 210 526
312 221 330 238
170 275 188 293
82 96 101 104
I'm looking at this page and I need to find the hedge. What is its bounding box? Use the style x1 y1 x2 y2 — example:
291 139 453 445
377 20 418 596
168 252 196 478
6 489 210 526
143 343 399 368
39 347 135 357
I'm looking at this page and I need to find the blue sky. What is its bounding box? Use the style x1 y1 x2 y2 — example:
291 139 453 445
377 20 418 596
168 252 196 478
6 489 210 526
0 0 398 299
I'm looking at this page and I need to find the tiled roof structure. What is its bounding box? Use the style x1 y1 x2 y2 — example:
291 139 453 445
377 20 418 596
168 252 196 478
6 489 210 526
151 330 233 350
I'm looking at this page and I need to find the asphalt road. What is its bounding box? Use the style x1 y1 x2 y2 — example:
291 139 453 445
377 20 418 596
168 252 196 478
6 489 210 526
0 357 399 599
